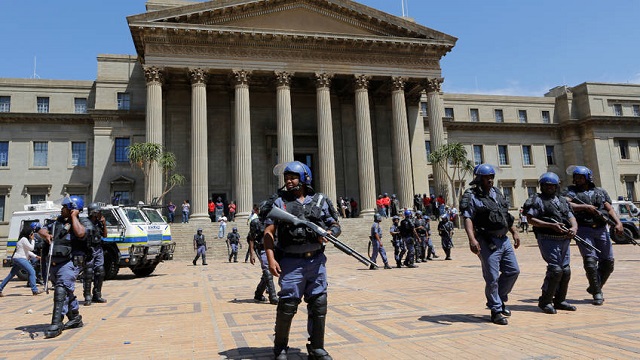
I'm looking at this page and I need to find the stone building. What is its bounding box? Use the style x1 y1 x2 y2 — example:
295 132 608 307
0 0 639 242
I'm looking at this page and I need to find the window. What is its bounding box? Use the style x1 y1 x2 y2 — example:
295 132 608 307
613 104 622 116
420 102 428 116
626 181 636 201
527 186 537 198
33 141 48 167
444 107 454 119
113 191 131 204
30 194 46 204
502 186 514 208
0 141 7 167
0 195 4 222
117 93 130 110
633 105 640 116
498 145 509 165
518 110 528 123
522 145 532 166
115 138 130 163
0 96 10 112
619 140 630 159
74 98 87 114
545 145 555 165
425 140 431 161
473 145 484 166
494 109 504 123
470 108 479 122
37 97 49 113
71 142 87 167
542 110 550 124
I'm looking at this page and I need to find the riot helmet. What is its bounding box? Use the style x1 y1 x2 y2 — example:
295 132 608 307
88 202 101 216
232 227 238 232
566 165 593 184
404 209 412 218
62 196 84 211
470 164 496 185
374 214 382 222
539 172 560 186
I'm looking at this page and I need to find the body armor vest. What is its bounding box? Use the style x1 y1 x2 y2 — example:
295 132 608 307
90 220 104 245
399 219 415 237
566 186 607 227
227 233 240 245
249 218 265 251
276 193 326 249
527 194 572 235
471 187 513 233
414 218 427 235
194 234 206 247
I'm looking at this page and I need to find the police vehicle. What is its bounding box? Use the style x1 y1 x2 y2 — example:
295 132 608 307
3 201 175 280
610 199 640 243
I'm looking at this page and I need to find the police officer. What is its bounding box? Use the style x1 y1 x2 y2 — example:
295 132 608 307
400 209 419 268
370 214 392 270
563 166 623 306
460 164 520 325
263 161 341 360
248 214 278 305
38 196 89 338
414 211 428 262
523 172 578 314
389 216 405 268
83 203 107 306
192 228 208 266
438 213 455 260
226 227 241 263
424 216 439 260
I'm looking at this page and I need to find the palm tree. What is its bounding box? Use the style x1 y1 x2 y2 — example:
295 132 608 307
428 142 474 209
127 142 186 204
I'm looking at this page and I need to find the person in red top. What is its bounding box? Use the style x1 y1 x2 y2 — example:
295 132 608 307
382 193 391 218
228 201 236 222
208 199 215 222
376 195 385 217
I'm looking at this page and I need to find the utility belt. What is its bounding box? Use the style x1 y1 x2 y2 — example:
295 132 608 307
578 222 606 229
535 232 570 241
282 248 324 259
51 255 84 267
476 228 508 238
275 243 324 260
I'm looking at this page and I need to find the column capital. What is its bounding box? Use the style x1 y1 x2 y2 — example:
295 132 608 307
391 76 406 92
354 74 371 90
315 72 333 89
189 68 209 85
424 77 444 93
232 69 251 86
275 71 293 87
144 66 165 85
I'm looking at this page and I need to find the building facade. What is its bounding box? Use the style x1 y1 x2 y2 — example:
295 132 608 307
1 0 639 241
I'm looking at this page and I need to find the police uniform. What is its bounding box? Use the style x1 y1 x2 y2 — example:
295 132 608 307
227 229 241 262
266 191 339 360
192 229 207 266
414 214 429 262
461 185 520 323
563 184 615 305
438 216 454 260
83 215 107 305
370 217 391 269
523 191 577 313
399 213 418 268
389 217 405 268
249 217 278 304
42 201 88 338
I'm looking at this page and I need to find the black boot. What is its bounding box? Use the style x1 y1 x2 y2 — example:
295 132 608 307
307 294 332 360
92 268 107 304
598 259 614 288
265 271 279 305
44 286 66 338
538 264 562 314
273 299 298 359
553 266 576 311
83 266 94 306
444 248 452 260
64 309 84 330
584 257 603 305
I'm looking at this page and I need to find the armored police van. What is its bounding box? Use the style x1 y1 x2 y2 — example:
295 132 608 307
610 199 640 243
3 201 175 280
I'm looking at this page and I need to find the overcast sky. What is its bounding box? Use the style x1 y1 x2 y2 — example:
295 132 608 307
1 0 638 96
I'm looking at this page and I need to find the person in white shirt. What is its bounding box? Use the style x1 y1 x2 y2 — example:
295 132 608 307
0 224 43 296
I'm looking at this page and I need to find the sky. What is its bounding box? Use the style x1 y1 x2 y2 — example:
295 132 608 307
1 0 638 96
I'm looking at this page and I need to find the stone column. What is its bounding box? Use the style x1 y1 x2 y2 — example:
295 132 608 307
425 78 449 200
354 74 376 216
232 70 253 219
276 71 294 187
315 73 337 203
189 68 209 221
144 66 164 204
390 76 414 209
407 92 429 196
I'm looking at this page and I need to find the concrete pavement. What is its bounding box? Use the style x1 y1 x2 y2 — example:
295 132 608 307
1 231 639 359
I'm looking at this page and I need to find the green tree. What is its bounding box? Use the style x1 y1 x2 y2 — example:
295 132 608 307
127 142 186 204
428 142 474 209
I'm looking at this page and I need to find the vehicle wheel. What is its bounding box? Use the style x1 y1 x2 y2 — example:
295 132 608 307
131 265 157 278
104 250 120 280
16 267 29 281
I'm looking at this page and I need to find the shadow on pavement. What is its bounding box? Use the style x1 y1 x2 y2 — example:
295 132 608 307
418 313 487 324
220 346 302 360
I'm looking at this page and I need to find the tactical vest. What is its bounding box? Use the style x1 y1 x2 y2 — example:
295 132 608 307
399 219 414 237
527 194 572 235
470 187 514 234
194 234 206 247
249 218 265 250
50 219 73 261
276 193 326 249
227 233 240 245
566 186 608 227
414 218 427 235
89 219 103 245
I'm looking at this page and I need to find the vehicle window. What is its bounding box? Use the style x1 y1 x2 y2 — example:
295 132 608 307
142 209 165 223
619 204 629 215
103 211 120 227
125 209 147 223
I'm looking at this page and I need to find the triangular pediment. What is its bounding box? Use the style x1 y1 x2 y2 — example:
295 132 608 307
129 0 457 42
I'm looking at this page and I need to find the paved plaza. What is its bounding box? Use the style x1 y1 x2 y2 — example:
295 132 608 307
1 231 639 359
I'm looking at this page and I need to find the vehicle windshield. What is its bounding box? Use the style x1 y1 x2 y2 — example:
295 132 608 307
124 208 147 223
103 210 121 227
142 208 165 223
